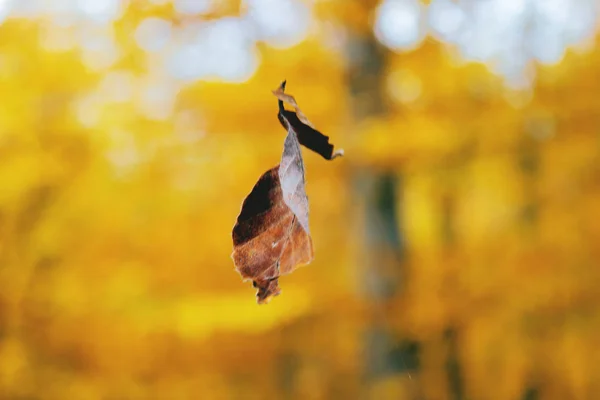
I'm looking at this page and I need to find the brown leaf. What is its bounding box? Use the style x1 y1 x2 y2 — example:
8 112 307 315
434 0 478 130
274 80 344 161
231 166 313 304
231 80 342 304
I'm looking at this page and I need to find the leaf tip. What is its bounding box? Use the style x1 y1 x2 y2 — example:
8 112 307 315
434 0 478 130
273 80 287 94
331 149 345 159
254 278 281 304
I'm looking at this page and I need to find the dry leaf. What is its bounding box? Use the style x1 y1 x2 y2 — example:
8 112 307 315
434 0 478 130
231 166 313 304
274 81 344 161
272 81 313 127
231 81 342 304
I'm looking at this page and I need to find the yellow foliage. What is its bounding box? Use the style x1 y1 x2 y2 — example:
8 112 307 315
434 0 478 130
0 1 598 399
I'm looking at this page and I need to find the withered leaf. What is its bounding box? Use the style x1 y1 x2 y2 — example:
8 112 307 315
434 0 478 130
274 81 344 161
231 81 342 304
231 165 313 304
279 113 311 235
272 81 313 127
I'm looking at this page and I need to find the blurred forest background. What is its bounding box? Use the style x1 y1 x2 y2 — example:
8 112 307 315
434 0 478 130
0 0 599 399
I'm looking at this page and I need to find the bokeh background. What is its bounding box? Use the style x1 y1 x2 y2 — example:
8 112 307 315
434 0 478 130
1 0 600 399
